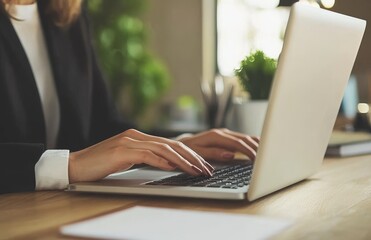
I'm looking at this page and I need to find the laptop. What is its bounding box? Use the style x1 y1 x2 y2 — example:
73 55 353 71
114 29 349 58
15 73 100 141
67 3 366 201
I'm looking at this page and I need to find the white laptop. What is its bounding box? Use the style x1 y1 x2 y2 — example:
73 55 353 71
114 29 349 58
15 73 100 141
67 3 366 201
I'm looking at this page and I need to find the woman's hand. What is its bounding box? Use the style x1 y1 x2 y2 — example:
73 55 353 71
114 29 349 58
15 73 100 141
179 128 259 162
68 129 213 183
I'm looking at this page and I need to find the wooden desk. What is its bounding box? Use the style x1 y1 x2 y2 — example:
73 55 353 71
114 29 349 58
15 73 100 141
1 156 371 240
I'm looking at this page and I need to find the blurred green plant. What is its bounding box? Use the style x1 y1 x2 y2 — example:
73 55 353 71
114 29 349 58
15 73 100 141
234 50 277 100
87 0 170 118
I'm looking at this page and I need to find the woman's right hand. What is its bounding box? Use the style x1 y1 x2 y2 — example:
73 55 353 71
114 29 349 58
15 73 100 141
68 129 214 183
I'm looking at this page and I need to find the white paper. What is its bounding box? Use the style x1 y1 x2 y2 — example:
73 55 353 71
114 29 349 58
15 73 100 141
60 206 293 240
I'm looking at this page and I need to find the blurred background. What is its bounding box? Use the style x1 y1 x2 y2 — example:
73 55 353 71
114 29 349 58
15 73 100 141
87 0 371 134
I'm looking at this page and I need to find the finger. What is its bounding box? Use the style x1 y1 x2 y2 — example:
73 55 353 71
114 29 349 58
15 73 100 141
192 150 215 172
252 136 260 143
192 147 237 162
123 149 177 171
121 137 204 176
168 141 213 176
219 129 259 151
206 130 257 160
121 130 211 176
120 129 159 141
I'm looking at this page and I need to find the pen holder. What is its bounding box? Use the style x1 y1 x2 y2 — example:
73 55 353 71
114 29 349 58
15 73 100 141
353 103 371 132
201 75 234 129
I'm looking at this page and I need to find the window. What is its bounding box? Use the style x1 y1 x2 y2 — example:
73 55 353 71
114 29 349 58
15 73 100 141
217 0 289 76
216 0 336 76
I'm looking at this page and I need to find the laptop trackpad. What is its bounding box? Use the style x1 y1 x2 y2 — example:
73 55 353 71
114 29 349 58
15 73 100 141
104 167 180 185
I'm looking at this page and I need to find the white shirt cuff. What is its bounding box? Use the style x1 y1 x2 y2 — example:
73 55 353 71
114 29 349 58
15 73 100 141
35 150 70 190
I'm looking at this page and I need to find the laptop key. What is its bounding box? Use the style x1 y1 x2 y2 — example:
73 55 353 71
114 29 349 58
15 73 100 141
206 183 226 188
146 162 253 188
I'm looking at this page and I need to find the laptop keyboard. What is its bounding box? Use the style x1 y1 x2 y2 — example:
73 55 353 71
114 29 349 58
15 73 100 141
146 162 253 189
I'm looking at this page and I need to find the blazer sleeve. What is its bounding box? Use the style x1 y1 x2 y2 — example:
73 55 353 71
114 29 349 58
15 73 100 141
0 143 44 194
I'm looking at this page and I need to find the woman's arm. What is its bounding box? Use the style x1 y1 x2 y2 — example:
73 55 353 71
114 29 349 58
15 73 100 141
67 128 260 184
68 129 214 183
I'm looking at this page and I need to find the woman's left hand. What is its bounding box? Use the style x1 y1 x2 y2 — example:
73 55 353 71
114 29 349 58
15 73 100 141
179 128 259 162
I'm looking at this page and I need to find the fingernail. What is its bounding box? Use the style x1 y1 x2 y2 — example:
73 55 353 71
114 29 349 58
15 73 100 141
204 161 215 171
204 167 213 177
222 152 235 159
191 165 203 175
199 164 212 177
194 152 214 172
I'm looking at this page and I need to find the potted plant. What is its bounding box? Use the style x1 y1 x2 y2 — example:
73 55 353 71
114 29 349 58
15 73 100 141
87 0 170 125
233 50 277 136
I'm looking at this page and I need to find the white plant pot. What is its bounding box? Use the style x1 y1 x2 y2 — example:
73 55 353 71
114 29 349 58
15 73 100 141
229 99 269 137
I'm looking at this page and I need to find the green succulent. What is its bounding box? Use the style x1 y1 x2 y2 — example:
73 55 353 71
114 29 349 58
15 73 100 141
234 50 277 100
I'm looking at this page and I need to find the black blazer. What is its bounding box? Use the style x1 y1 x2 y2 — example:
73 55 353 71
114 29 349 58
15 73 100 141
0 1 133 194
